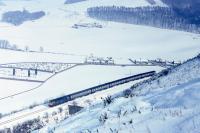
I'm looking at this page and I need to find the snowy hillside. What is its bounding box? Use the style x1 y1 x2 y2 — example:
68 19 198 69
38 55 200 133
134 55 200 95
0 0 171 115
0 0 199 132
0 0 198 114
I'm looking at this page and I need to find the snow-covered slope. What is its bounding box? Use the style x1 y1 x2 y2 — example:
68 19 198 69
38 55 200 133
0 0 168 115
0 0 198 114
0 0 199 131
134 55 200 95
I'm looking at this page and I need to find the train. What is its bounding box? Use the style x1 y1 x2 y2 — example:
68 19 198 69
47 71 156 107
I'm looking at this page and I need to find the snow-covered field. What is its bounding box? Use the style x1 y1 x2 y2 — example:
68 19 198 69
38 56 200 133
0 0 199 60
0 0 199 132
0 80 141 130
0 64 161 114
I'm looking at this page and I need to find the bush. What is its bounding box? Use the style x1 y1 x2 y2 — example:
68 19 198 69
12 118 44 133
0 113 2 119
162 69 169 76
99 112 108 124
0 128 11 133
197 53 200 58
28 103 38 109
103 96 113 107
123 89 132 98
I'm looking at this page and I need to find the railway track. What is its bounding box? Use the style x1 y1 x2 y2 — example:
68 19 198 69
0 107 48 128
0 71 155 128
48 71 156 107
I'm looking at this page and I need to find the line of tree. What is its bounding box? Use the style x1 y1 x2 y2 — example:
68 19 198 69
0 40 18 50
87 6 200 33
161 0 200 12
64 0 86 4
161 0 200 25
1 9 45 26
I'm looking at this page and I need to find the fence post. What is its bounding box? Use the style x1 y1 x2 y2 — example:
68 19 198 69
28 69 31 77
35 69 38 75
13 68 16 76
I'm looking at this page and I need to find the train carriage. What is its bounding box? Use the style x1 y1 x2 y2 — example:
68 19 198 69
47 71 155 107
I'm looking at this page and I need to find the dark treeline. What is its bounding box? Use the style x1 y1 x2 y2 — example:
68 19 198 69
87 6 200 33
161 0 200 11
2 9 45 26
64 0 86 4
161 0 200 24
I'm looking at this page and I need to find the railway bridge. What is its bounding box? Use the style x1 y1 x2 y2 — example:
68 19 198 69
0 57 180 83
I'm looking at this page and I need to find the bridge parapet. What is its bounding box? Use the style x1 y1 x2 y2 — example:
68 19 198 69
129 58 180 68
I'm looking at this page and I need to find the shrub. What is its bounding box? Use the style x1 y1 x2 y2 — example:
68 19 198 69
103 96 113 107
99 113 108 124
123 89 132 98
12 118 44 133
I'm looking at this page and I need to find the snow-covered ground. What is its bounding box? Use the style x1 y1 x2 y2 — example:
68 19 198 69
0 80 140 130
0 64 161 114
0 0 199 132
38 56 200 133
134 56 200 95
0 0 199 60
0 0 176 114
